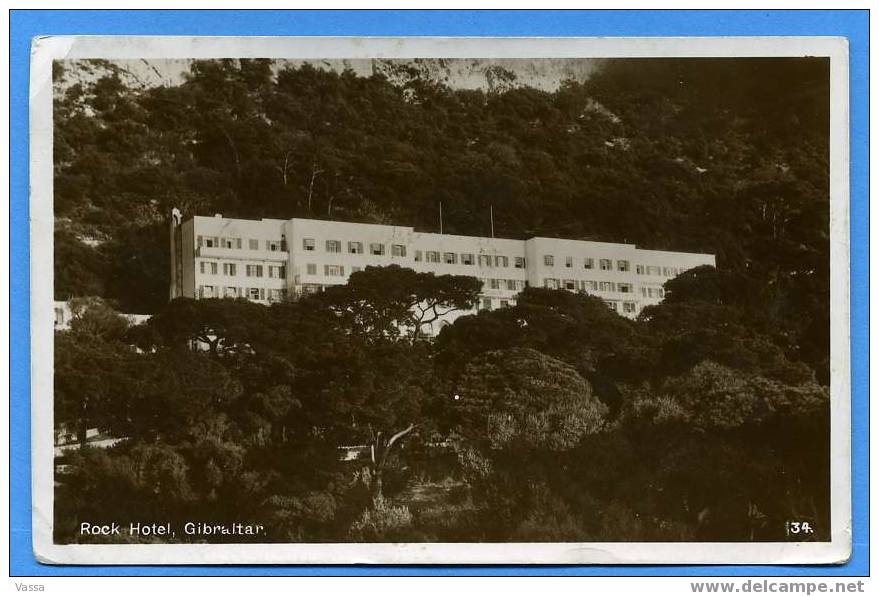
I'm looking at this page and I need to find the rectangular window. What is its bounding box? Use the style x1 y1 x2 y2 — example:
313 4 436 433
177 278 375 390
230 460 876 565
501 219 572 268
496 255 509 268
200 261 218 275
392 244 407 257
201 285 215 298
480 298 493 311
370 243 385 256
324 264 345 277
623 302 636 314
306 263 317 275
490 279 501 290
544 255 554 267
414 250 423 262
617 260 630 272
426 251 441 263
605 300 618 312
223 263 237 276
224 286 238 298
267 240 282 252
544 278 560 290
303 238 315 251
249 239 259 250
478 254 493 267
268 289 285 303
618 283 632 293
636 264 645 275
506 279 518 291
598 281 615 292
301 284 321 295
248 287 261 300
565 256 573 268
326 240 341 253
462 253 475 265
646 265 661 276
201 236 217 248
582 280 598 291
514 256 526 269
600 259 612 271
246 264 264 277
584 258 594 269
564 279 576 290
267 265 285 278
500 299 510 308
348 241 363 254
663 267 677 277
443 252 457 264
222 237 241 249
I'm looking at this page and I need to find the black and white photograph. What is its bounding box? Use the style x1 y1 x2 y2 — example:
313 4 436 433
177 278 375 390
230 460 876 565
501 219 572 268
30 36 851 565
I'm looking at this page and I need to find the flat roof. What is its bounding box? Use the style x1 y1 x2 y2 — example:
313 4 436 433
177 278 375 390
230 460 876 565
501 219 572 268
186 215 714 258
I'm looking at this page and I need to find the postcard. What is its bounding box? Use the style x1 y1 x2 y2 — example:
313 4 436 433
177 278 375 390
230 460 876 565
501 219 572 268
30 35 850 564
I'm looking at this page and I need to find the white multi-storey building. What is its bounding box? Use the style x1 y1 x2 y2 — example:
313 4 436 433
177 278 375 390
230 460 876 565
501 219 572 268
170 214 715 330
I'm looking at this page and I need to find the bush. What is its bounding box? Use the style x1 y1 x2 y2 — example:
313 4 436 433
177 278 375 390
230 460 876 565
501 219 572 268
348 497 414 541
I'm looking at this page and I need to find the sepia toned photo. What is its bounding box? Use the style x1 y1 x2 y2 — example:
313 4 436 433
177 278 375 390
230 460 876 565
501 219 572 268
30 36 851 565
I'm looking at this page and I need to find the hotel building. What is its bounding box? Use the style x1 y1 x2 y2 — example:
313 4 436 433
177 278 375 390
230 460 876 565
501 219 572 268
170 214 715 331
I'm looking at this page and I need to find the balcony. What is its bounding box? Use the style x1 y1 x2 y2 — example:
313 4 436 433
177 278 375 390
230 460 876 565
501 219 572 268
196 246 288 262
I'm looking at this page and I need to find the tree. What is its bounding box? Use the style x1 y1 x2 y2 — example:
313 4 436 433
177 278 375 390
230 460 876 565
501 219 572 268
623 360 828 433
54 299 137 447
114 348 243 442
455 347 607 451
144 297 271 356
53 230 108 301
640 298 815 385
66 296 131 340
435 288 652 413
317 340 436 501
55 332 138 448
662 265 725 305
315 265 482 342
615 361 829 540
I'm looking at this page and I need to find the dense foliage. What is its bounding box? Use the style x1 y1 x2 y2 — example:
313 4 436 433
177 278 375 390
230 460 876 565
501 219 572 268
53 57 830 544
53 57 829 380
55 266 829 544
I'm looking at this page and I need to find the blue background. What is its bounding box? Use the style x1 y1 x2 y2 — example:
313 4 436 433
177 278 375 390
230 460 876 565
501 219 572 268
9 9 869 577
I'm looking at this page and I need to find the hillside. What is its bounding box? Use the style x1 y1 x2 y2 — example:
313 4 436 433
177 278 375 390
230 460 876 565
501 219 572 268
52 57 830 380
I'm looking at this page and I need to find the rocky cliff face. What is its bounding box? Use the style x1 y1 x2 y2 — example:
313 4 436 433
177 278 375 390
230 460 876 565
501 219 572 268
55 57 602 94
